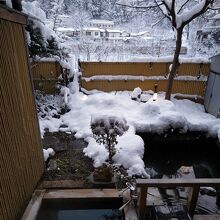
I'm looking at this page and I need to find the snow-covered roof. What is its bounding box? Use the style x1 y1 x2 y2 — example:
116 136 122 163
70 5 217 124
142 37 154 40
58 14 71 18
130 31 150 37
107 37 124 40
83 27 105 32
106 29 121 33
57 27 75 32
90 19 114 25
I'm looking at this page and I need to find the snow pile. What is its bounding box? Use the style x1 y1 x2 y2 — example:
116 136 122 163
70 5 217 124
60 87 70 105
38 91 220 176
43 148 55 161
39 91 220 139
131 87 142 100
83 137 109 167
84 127 150 177
113 130 150 178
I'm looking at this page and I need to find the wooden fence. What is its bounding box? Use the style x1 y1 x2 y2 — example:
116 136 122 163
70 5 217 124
0 5 44 220
31 61 63 94
136 178 220 220
80 61 210 96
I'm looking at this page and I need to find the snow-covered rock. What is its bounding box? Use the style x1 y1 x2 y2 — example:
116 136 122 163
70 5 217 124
43 148 55 161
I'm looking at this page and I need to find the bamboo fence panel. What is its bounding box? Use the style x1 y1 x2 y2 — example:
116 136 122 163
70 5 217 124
0 16 44 220
177 63 209 76
81 62 169 76
80 61 209 96
81 80 206 96
80 62 210 77
31 61 61 79
31 61 62 94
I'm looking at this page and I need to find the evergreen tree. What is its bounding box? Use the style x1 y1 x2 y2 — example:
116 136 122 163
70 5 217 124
46 37 60 57
26 20 47 58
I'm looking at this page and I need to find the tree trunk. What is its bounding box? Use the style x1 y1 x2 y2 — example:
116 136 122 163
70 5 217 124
165 28 183 100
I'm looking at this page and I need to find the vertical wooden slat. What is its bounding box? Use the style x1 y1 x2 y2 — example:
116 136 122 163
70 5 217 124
138 187 148 220
188 186 200 217
0 14 44 220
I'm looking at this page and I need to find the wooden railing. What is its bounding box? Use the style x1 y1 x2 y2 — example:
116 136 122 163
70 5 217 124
136 178 220 220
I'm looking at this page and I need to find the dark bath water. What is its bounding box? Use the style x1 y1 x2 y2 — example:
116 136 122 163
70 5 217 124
36 198 124 220
138 131 220 178
139 131 220 216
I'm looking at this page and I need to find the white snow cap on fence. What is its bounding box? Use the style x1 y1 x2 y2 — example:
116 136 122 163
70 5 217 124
130 56 210 63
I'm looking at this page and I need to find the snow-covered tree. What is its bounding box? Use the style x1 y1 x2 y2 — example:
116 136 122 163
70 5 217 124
49 0 64 32
26 20 47 58
69 9 91 31
155 0 214 100
118 0 215 99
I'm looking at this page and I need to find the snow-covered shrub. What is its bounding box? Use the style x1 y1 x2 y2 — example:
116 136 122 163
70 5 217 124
91 115 129 164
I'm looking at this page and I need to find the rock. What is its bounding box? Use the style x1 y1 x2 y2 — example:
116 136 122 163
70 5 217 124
68 138 88 149
42 135 67 152
47 159 58 171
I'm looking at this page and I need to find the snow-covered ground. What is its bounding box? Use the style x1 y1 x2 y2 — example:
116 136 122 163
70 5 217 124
38 89 220 176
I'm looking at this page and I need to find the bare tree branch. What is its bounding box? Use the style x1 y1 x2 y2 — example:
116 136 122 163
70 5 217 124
116 2 163 10
208 6 220 10
177 0 190 14
151 15 166 27
153 0 172 22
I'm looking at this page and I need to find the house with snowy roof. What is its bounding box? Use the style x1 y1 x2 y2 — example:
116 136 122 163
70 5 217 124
57 27 75 37
89 19 114 29
130 31 151 38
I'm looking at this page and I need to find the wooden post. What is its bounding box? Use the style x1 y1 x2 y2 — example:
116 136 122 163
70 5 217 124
187 186 200 217
21 190 45 220
138 187 148 220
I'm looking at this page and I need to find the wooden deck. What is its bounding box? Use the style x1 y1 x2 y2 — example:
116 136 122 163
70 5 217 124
136 178 220 220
